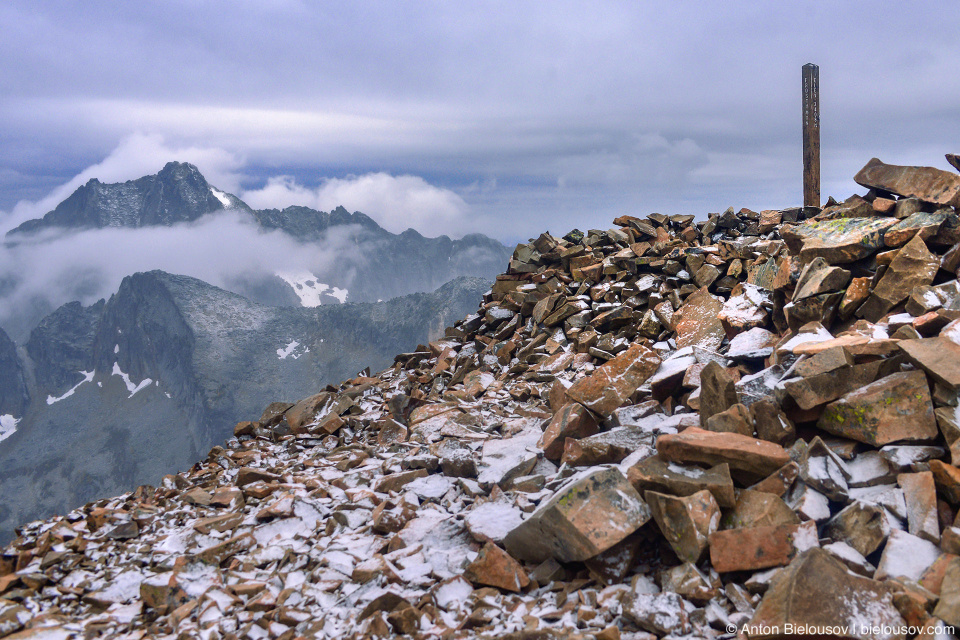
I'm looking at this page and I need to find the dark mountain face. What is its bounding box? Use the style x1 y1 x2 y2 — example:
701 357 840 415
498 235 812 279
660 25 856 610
8 162 246 235
0 271 489 543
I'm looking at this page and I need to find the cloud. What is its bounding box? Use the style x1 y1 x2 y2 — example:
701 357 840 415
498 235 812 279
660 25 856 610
0 212 368 339
0 133 244 233
240 173 472 237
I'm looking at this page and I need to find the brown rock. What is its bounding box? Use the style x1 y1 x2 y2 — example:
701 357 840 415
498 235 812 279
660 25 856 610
884 211 950 247
854 157 960 208
565 342 660 417
900 471 940 543
657 427 791 479
792 257 851 301
538 402 599 460
374 469 429 494
626 457 736 508
698 361 738 427
645 489 720 563
503 467 651 563
660 562 719 604
838 276 872 318
933 557 960 626
560 427 651 466
748 548 905 640
235 467 280 487
673 288 725 351
285 391 331 431
749 462 800 498
708 521 818 573
929 460 960 505
749 397 796 446
722 490 799 530
704 403 753 436
899 337 960 392
858 234 939 322
822 502 889 557
793 345 854 378
817 370 938 446
463 543 530 593
780 216 898 264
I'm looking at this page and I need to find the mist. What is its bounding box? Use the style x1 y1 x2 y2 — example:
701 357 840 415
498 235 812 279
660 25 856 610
0 212 368 341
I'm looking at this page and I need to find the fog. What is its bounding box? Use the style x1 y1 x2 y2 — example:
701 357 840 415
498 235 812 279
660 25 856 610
0 213 368 340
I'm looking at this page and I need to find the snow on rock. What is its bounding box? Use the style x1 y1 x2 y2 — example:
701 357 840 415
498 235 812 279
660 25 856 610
210 187 232 207
0 414 20 442
276 271 349 307
46 370 95 405
277 340 310 360
112 362 153 398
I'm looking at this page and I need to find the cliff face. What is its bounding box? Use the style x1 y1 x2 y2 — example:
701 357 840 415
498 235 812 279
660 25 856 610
0 271 490 542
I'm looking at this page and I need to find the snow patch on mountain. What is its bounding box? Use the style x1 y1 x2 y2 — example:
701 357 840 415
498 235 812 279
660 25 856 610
47 370 96 405
276 271 349 306
277 340 310 360
112 363 152 398
210 187 231 207
0 415 19 443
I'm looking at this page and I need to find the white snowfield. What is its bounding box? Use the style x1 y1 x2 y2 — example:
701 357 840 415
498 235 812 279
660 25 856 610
276 271 348 307
277 340 310 360
46 370 96 405
209 187 232 207
112 362 152 398
0 414 20 442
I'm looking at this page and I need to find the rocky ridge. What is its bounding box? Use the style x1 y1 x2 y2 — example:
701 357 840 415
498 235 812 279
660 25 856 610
4 157 960 639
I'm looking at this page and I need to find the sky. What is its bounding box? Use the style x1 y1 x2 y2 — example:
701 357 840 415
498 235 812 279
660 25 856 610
2 1 960 245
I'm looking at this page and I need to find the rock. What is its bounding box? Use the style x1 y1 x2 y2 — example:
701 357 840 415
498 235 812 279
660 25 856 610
748 548 906 640
626 457 736 508
725 327 778 361
749 398 796 446
933 557 960 626
876 529 942 581
793 345 854 378
854 157 960 208
657 427 791 479
645 489 720 563
858 234 940 322
673 288 725 350
822 502 890 557
798 437 851 502
817 370 938 446
660 563 718 604
565 343 660 417
504 467 650 563
780 217 898 264
538 402 599 460
560 427 652 466
900 471 940 543
704 403 753 436
722 490 799 530
885 211 951 247
698 361 739 427
621 589 692 636
792 257 851 301
463 543 530 593
708 521 818 573
898 337 960 392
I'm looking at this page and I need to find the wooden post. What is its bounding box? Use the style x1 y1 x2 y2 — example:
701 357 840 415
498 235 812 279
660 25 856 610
802 63 820 208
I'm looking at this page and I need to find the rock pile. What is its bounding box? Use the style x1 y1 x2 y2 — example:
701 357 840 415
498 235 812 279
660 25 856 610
4 156 960 639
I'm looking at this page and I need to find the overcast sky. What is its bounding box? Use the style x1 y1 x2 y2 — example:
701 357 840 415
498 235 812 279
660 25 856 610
2 1 959 243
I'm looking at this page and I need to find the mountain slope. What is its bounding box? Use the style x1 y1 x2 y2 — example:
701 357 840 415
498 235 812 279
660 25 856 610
0 271 489 542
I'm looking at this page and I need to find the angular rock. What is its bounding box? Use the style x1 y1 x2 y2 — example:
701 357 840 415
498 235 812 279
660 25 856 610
565 342 660 417
899 337 960 392
645 489 720 563
503 467 650 563
817 370 938 446
698 361 739 427
709 521 818 573
673 288 725 350
780 217 898 264
748 549 905 640
885 211 950 247
463 543 530 593
823 502 890 557
626 458 736 508
900 471 940 543
876 529 942 581
657 427 791 479
858 234 940 322
792 257 851 301
854 157 960 208
538 402 599 460
721 490 799 530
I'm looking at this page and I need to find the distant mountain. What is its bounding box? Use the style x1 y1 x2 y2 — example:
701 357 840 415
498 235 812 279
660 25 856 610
8 162 248 234
0 270 489 542
4 161 511 328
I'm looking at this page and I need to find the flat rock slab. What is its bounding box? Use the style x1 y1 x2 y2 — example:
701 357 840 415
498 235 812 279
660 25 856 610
817 370 938 446
899 337 960 391
503 466 650 563
709 521 818 573
858 234 939 322
673 288 725 350
657 427 791 478
565 342 661 417
626 458 736 508
855 157 960 208
748 548 906 640
780 217 898 264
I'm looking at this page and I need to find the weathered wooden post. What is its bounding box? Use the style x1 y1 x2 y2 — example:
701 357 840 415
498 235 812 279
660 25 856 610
802 63 820 208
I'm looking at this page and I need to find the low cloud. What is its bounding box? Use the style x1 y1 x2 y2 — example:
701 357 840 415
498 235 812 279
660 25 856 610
0 213 367 339
240 173 471 237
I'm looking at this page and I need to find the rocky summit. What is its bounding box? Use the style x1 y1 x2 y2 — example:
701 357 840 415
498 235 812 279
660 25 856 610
5 156 960 639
